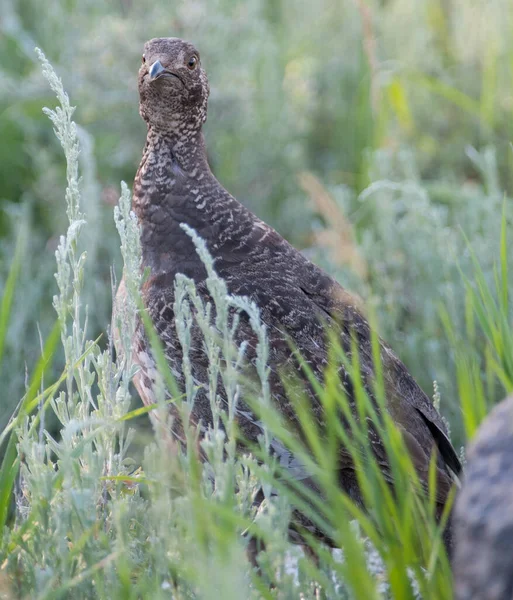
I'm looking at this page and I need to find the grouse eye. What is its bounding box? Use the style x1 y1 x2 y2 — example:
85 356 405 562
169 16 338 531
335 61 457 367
187 56 198 70
142 54 146 64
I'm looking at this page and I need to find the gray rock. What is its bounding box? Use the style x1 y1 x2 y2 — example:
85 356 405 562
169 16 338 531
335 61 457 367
454 395 513 599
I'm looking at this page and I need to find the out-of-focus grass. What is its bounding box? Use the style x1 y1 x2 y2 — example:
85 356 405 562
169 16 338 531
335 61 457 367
441 201 513 441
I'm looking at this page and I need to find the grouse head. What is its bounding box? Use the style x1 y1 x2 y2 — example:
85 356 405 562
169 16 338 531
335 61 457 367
138 37 209 135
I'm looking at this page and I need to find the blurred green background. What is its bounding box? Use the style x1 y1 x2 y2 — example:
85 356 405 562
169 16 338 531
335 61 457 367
1 0 512 444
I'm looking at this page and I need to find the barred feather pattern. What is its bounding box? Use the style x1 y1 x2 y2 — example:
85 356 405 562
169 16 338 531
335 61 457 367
116 36 461 546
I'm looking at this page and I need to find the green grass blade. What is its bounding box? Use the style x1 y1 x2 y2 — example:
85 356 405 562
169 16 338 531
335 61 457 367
0 319 60 549
0 229 25 371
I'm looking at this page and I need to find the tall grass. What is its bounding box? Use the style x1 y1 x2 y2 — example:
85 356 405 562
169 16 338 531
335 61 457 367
0 224 60 551
2 49 512 600
441 201 512 441
0 7 512 599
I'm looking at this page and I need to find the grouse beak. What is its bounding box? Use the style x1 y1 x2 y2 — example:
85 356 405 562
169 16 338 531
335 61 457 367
149 60 167 81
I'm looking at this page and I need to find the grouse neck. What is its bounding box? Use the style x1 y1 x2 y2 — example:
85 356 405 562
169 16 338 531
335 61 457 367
144 126 209 174
133 126 224 275
133 125 216 222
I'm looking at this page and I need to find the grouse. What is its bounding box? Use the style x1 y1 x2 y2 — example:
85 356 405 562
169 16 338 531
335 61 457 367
117 37 461 549
454 395 513 599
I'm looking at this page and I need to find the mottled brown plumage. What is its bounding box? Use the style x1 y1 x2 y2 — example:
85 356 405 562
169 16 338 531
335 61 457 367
117 37 461 548
454 395 513 599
